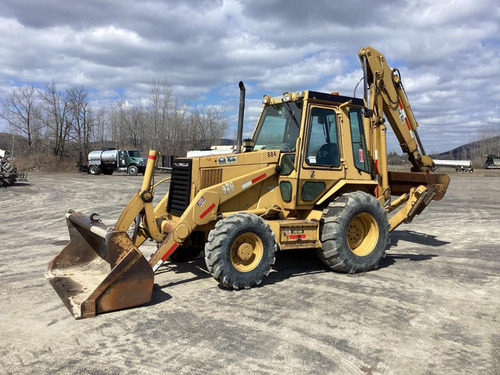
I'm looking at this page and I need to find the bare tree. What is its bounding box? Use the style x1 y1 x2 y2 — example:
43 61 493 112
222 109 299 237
67 86 101 159
204 107 228 146
113 100 145 150
0 85 41 154
146 79 173 151
90 107 109 149
74 81 232 158
184 106 229 151
166 98 189 156
38 82 73 159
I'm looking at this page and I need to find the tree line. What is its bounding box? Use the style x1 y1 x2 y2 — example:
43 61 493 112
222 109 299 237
0 80 229 162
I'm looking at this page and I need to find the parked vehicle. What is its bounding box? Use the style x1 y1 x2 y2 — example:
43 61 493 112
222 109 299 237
434 159 473 173
85 148 146 176
0 149 27 187
484 155 500 169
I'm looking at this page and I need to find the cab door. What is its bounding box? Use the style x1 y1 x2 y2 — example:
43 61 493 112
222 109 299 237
296 105 346 206
118 150 127 167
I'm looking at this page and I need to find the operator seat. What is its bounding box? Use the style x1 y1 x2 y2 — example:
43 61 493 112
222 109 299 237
316 143 339 166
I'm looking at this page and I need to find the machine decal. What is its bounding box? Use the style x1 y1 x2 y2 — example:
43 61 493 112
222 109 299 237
398 99 415 139
218 155 237 165
197 196 206 207
200 203 216 219
222 181 235 195
282 229 306 240
242 173 267 189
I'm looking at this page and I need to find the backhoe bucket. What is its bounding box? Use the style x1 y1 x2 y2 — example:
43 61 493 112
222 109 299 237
388 171 450 201
46 212 154 319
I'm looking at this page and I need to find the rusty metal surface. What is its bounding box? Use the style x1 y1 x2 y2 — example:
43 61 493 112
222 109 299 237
46 212 153 319
388 171 450 201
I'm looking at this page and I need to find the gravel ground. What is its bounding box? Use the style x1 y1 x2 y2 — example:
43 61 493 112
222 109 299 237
0 172 499 375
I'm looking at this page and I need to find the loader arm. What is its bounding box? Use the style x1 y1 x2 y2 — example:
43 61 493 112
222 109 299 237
149 165 279 271
114 150 170 245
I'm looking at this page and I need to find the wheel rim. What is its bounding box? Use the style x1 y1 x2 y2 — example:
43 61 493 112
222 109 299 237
230 232 264 272
347 213 379 256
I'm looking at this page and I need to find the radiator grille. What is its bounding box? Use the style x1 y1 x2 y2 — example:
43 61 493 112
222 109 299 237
201 168 223 189
167 159 192 216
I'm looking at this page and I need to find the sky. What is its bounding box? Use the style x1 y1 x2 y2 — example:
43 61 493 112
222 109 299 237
0 0 499 153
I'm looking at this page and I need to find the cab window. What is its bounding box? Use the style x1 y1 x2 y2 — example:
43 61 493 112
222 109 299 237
305 107 339 167
253 101 302 152
349 108 370 173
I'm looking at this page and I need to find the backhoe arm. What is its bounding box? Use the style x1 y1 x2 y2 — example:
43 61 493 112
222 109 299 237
358 47 449 231
359 46 434 172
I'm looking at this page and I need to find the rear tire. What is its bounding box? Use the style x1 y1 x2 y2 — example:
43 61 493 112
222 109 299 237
318 191 389 273
89 165 100 175
205 212 276 290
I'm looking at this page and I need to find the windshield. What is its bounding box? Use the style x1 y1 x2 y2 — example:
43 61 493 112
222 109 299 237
128 151 142 158
253 101 302 152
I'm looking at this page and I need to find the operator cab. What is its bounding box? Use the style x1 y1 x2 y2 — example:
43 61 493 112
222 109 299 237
252 90 369 173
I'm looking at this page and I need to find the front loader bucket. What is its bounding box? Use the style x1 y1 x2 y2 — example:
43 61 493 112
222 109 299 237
46 212 154 319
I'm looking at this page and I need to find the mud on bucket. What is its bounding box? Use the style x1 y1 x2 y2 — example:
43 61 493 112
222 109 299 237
46 212 154 319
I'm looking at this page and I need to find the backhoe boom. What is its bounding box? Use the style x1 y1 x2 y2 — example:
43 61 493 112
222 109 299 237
359 46 449 229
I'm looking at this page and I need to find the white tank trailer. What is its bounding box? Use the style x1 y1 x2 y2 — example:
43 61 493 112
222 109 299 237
433 159 473 173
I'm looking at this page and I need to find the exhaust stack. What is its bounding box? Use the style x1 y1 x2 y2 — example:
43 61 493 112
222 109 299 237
236 81 245 153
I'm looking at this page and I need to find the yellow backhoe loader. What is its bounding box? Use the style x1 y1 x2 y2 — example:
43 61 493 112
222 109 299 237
47 47 450 319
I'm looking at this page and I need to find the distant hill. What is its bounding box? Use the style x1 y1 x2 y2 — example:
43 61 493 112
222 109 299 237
432 135 500 160
0 132 30 157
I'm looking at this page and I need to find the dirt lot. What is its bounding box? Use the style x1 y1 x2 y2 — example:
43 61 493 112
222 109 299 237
1 172 499 374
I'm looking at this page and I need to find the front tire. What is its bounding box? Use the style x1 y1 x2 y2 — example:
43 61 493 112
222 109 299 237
127 165 139 176
318 191 389 273
205 212 276 290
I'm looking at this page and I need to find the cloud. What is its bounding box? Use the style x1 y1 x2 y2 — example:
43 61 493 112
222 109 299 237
0 0 499 152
